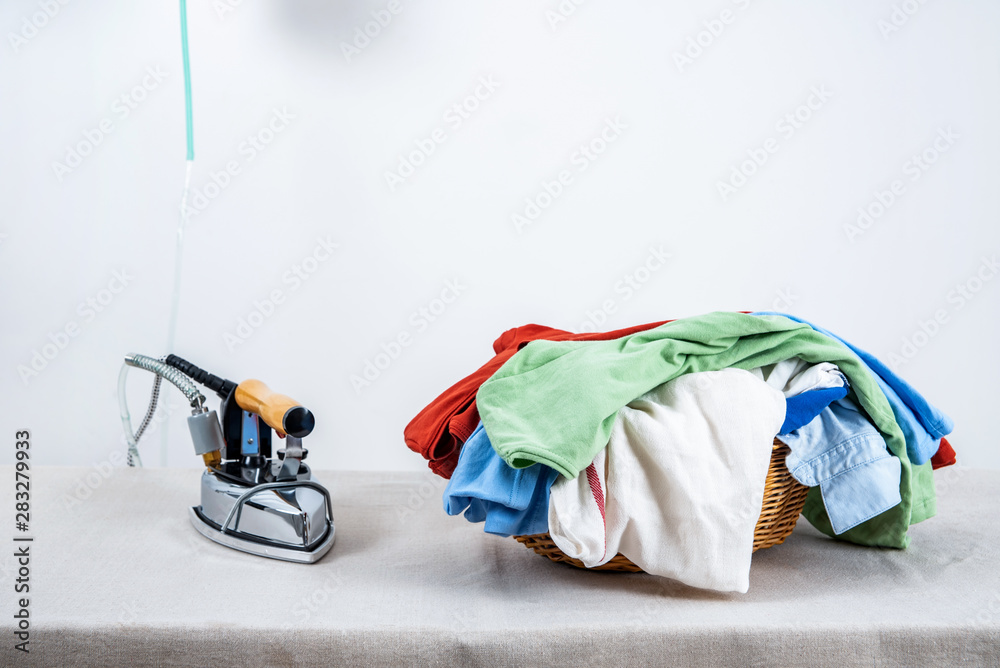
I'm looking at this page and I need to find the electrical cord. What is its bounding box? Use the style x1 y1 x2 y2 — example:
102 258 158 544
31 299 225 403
119 354 205 467
127 368 163 467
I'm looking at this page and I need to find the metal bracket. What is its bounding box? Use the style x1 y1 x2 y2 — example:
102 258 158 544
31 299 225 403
276 435 304 481
241 410 260 456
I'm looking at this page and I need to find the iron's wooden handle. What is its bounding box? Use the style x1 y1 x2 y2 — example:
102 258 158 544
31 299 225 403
234 379 315 438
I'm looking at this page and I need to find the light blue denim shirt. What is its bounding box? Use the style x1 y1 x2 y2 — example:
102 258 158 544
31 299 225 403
753 312 953 465
444 422 558 537
781 397 902 534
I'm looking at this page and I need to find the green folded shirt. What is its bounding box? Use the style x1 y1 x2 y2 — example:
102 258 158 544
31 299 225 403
476 311 935 549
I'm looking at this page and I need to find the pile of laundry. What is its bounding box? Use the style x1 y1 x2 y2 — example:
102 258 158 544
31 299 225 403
404 312 956 593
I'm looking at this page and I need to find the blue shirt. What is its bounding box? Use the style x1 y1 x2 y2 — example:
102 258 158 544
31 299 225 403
444 423 558 537
781 385 848 434
753 312 953 465
781 397 902 534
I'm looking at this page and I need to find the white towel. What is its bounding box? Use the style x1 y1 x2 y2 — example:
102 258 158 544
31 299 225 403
749 357 846 396
547 368 786 593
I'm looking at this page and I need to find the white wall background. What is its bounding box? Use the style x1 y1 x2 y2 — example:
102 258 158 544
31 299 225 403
1 0 997 472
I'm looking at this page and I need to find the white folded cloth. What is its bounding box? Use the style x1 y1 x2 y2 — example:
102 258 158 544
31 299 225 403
749 357 846 396
547 368 786 593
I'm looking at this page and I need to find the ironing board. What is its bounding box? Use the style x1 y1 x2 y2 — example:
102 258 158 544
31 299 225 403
0 464 997 667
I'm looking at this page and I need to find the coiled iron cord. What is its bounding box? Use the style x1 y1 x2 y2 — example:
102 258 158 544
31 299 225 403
127 370 163 467
118 353 206 467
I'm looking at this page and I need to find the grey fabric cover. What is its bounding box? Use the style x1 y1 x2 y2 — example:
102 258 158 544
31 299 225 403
0 465 996 667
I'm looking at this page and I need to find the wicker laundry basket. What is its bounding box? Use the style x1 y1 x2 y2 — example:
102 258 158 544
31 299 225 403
513 438 808 572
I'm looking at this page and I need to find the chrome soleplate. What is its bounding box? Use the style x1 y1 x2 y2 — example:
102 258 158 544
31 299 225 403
189 470 336 564
189 506 335 563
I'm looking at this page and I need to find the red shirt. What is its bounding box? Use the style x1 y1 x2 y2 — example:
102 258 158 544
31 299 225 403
931 437 956 469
